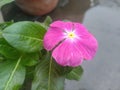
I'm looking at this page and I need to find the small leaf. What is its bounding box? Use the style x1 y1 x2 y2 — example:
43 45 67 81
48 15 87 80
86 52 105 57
36 16 52 30
66 66 83 81
32 53 65 90
2 21 46 53
0 57 26 90
44 16 52 26
0 38 20 59
21 52 39 66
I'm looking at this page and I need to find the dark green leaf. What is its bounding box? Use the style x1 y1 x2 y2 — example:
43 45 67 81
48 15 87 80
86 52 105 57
21 52 39 66
0 21 14 30
0 38 20 59
21 66 35 90
66 66 83 81
0 54 5 62
0 0 14 8
0 30 2 38
0 57 26 90
2 21 46 53
32 53 65 90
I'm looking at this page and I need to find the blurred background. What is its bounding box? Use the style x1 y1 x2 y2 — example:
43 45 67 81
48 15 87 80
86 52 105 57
0 0 120 90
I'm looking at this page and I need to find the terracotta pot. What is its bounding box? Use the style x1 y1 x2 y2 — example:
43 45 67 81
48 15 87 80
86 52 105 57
15 0 59 16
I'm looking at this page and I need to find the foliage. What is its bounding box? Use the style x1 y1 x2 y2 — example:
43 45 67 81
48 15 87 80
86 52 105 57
0 0 14 8
0 17 83 90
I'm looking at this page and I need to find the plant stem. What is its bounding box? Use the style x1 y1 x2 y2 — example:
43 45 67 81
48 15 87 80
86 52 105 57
48 55 53 90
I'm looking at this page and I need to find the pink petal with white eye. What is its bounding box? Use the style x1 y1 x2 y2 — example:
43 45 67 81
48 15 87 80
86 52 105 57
52 39 83 67
74 23 98 60
77 35 98 60
43 27 64 51
73 22 90 37
50 21 73 31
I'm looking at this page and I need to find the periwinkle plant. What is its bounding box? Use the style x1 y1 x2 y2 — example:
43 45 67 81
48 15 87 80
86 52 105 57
0 17 98 90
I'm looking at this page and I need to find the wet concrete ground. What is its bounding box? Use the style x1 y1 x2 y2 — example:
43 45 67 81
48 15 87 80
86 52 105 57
1 0 120 90
66 1 120 90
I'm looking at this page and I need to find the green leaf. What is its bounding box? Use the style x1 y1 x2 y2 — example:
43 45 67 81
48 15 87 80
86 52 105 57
0 38 20 59
66 66 83 81
44 16 52 27
21 52 39 66
2 21 46 53
0 21 14 30
36 16 52 30
32 53 65 90
0 54 5 62
0 57 26 90
21 66 35 90
0 0 14 8
0 31 2 38
0 21 14 38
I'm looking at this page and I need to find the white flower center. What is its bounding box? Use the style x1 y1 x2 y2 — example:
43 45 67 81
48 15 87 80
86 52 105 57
64 30 78 41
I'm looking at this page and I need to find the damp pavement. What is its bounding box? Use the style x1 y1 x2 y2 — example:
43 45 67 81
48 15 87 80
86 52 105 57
65 0 120 90
1 0 120 90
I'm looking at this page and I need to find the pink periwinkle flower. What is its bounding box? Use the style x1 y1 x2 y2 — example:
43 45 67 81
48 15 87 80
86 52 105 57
43 21 98 67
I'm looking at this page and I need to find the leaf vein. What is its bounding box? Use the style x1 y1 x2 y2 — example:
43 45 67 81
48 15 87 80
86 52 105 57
3 33 43 42
4 56 22 90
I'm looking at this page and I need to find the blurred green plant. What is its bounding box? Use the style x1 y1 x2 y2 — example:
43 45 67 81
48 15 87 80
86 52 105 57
0 0 14 8
0 16 83 90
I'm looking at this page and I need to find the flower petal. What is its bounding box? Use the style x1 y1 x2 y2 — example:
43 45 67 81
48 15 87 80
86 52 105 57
50 21 73 31
43 27 64 50
78 35 98 60
74 22 98 60
73 22 90 37
52 39 83 67
44 20 98 67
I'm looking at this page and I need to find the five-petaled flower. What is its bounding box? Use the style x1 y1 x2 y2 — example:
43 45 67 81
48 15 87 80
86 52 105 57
43 21 98 67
